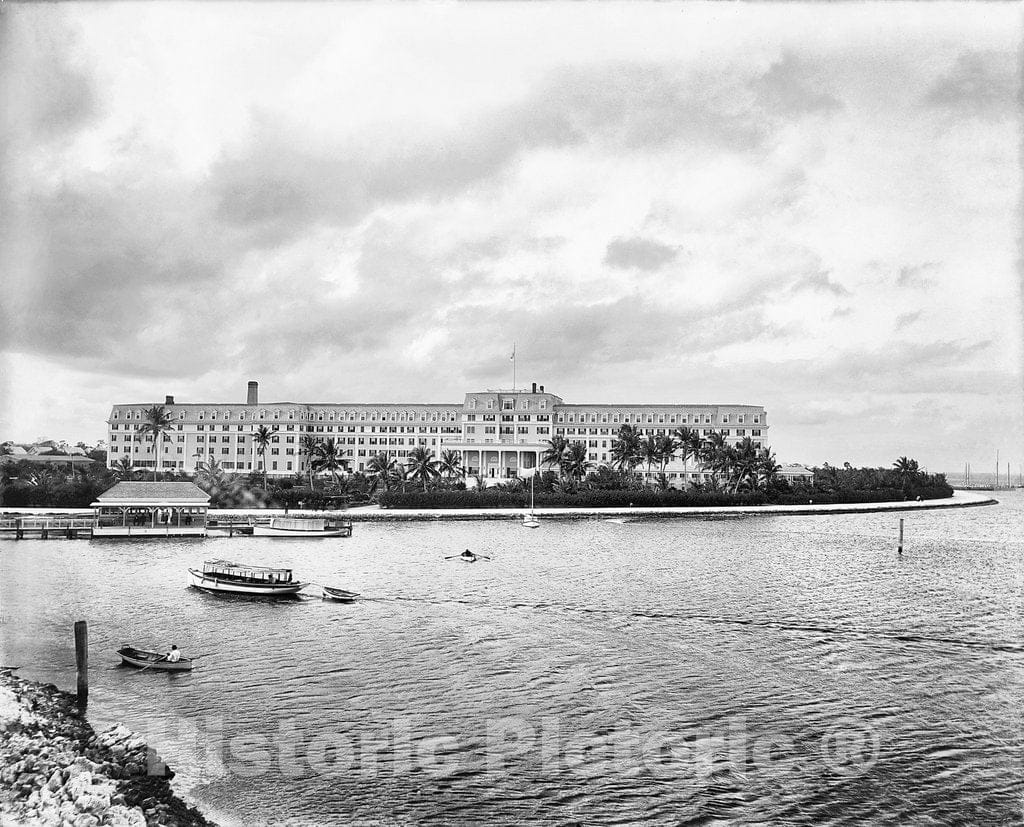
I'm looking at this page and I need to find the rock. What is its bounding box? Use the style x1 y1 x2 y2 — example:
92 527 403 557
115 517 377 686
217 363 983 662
124 761 143 777
125 736 147 753
73 814 100 827
111 744 127 760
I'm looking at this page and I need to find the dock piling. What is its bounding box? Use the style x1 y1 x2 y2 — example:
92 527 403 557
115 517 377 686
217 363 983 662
74 620 88 710
897 518 904 555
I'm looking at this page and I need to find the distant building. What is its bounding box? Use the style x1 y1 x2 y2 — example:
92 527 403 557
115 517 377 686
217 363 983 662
106 381 769 485
778 463 814 484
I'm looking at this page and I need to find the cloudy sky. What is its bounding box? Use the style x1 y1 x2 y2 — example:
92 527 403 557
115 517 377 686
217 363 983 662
1 3 1020 472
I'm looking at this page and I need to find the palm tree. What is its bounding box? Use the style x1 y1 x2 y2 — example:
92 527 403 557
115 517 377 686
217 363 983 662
540 436 569 477
655 434 679 475
195 454 226 488
300 435 321 490
366 451 398 495
562 441 592 482
406 446 441 490
610 425 642 485
893 456 920 486
729 437 759 493
639 434 661 483
313 438 347 486
253 425 277 491
112 457 136 481
439 449 464 481
700 430 731 485
139 405 176 481
755 446 780 490
674 427 701 473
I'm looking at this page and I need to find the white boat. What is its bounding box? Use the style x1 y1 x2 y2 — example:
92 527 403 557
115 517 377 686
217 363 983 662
523 476 540 529
252 517 352 538
188 560 307 595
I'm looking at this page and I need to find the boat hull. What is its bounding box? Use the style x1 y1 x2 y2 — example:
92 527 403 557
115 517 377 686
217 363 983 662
117 647 193 671
252 526 347 537
188 568 306 595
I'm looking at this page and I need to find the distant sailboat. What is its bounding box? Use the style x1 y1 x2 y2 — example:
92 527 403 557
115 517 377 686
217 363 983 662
523 475 540 529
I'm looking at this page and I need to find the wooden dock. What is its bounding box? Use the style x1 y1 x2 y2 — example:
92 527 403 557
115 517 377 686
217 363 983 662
0 517 95 539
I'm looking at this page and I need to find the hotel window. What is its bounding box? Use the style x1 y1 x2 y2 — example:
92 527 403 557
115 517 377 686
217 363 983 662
658 415 664 423
521 400 529 410
540 400 547 410
221 447 229 455
466 426 476 434
737 429 746 436
271 436 279 443
503 400 514 410
222 425 230 431
239 412 245 420
752 429 761 436
273 412 279 420
538 427 549 434
238 436 246 443
198 412 204 420
289 411 294 420
259 410 266 419
113 411 119 419
754 415 761 424
286 448 294 455
197 424 204 431
271 448 279 455
272 461 278 470
601 414 608 423
722 415 730 424
176 447 183 454
484 426 496 434
177 435 185 442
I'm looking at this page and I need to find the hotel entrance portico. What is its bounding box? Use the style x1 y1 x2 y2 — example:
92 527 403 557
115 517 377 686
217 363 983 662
441 439 546 481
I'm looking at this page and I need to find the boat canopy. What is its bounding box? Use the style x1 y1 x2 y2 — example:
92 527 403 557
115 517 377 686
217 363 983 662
270 517 326 531
201 559 293 581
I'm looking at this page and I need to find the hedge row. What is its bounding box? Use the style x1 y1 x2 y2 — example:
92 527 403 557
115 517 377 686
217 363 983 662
378 489 770 509
377 484 953 510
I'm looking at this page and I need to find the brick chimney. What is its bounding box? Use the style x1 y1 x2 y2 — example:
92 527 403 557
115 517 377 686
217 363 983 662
247 381 258 406
532 382 537 393
165 395 174 405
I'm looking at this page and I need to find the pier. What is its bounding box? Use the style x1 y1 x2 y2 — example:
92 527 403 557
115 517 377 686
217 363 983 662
0 517 95 540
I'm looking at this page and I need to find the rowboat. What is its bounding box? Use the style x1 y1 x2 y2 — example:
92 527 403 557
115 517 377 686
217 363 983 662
117 646 193 671
188 560 307 595
252 517 352 537
322 586 359 602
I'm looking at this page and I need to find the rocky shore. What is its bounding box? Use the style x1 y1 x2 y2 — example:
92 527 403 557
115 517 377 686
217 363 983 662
0 668 213 827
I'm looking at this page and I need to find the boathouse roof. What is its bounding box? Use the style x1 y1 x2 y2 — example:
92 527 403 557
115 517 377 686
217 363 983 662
94 481 211 505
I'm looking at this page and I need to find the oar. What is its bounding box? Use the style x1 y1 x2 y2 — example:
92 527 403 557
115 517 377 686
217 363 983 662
136 656 168 673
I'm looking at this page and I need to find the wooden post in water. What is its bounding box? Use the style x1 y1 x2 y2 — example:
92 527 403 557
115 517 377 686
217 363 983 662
897 518 904 555
74 620 88 710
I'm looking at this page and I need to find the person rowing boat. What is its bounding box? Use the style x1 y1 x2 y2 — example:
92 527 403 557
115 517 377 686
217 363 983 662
444 549 491 563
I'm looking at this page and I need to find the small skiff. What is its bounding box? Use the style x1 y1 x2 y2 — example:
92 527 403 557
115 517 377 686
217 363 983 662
322 586 360 602
252 517 352 538
117 646 193 671
188 560 307 596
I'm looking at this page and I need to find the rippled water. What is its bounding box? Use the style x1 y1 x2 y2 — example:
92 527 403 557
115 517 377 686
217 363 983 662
2 495 1022 825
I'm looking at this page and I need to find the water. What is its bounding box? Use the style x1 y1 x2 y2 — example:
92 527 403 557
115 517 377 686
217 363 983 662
2 495 1022 825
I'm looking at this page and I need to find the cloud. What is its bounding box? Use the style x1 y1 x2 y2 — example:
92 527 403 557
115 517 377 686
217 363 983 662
604 237 680 272
897 262 938 288
924 50 1017 120
895 311 922 328
790 270 850 296
0 9 99 144
749 52 842 117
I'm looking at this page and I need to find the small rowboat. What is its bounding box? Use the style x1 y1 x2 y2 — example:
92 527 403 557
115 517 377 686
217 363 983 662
322 586 359 602
117 646 193 671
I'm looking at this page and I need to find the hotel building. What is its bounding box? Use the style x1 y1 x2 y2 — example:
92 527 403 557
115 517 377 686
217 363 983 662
107 381 768 485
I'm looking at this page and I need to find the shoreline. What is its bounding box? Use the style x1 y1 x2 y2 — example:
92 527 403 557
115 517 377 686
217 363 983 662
0 668 214 827
1 490 999 523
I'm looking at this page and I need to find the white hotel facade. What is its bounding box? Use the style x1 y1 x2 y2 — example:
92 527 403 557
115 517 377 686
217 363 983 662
107 381 768 485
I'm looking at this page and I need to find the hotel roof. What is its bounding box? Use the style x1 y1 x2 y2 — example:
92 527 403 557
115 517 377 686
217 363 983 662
95 481 211 504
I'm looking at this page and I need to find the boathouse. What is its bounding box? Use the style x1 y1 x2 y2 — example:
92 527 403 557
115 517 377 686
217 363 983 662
91 481 211 537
